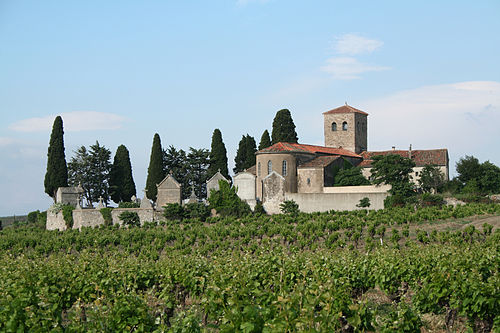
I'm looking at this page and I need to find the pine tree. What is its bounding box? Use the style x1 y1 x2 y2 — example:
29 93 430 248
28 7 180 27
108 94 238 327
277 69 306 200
109 145 136 203
258 129 271 150
271 109 298 144
208 129 229 179
44 116 68 200
233 135 257 174
145 133 164 202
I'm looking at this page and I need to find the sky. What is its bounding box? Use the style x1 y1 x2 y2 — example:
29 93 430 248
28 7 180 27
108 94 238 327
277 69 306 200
1 0 499 216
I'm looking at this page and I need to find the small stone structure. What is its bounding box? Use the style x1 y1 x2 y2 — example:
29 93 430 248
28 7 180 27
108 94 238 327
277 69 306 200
56 186 84 206
156 174 181 208
262 171 286 214
233 171 256 209
206 171 229 197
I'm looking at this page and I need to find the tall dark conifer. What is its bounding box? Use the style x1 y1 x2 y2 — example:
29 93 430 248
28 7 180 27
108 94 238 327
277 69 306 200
271 109 298 144
233 135 256 174
258 130 271 150
145 133 164 202
208 129 229 179
109 145 136 203
44 116 68 200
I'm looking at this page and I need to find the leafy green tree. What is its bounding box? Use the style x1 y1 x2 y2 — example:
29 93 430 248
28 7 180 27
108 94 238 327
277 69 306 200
334 167 370 186
68 141 112 206
233 135 257 174
456 155 482 186
418 164 445 193
271 109 298 144
371 154 416 205
208 180 251 217
145 133 164 202
109 145 136 203
208 129 229 179
258 129 271 150
44 116 68 200
478 161 500 194
455 156 500 194
187 147 210 199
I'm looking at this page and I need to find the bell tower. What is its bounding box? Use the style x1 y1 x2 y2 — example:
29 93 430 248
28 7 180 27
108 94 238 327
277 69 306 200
323 103 368 154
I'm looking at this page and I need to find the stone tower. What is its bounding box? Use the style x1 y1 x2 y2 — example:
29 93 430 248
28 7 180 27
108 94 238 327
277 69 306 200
323 104 368 154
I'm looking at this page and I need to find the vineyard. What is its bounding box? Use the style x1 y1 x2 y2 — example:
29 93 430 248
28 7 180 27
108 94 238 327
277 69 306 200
0 203 499 332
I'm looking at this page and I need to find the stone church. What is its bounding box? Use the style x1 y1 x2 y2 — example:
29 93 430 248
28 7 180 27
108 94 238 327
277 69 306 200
232 104 448 213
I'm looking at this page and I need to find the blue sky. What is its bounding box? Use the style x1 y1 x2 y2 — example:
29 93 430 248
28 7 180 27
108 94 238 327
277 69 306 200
1 0 499 215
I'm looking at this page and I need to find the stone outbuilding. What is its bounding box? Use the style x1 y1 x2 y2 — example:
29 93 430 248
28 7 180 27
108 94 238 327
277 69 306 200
206 171 229 198
156 174 181 208
233 171 257 209
56 185 84 207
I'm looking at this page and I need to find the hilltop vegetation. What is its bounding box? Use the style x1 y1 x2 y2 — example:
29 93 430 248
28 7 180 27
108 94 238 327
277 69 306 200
0 203 499 332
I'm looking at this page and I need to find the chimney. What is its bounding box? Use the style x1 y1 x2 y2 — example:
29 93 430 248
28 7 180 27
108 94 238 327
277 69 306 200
409 144 412 159
392 146 396 151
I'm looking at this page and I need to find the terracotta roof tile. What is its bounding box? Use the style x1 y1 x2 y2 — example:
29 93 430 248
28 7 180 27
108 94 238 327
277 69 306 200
298 156 340 168
360 149 448 167
323 104 368 116
257 142 362 158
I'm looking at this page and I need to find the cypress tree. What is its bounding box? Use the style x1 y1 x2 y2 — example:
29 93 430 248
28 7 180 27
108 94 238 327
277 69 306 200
44 116 68 200
208 129 229 179
233 135 257 174
109 145 136 203
271 109 298 144
258 129 271 150
145 133 164 202
245 135 257 169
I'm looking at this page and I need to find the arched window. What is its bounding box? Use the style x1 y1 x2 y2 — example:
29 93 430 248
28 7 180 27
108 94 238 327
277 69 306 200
282 160 287 176
342 121 348 131
331 122 337 131
267 160 272 174
258 162 261 176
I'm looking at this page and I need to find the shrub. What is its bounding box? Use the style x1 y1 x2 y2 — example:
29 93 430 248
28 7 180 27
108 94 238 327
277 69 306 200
253 200 266 216
100 207 113 226
62 205 75 229
27 210 40 224
163 203 185 220
208 180 251 217
184 203 210 221
118 211 140 227
420 193 444 207
357 197 371 208
118 201 140 208
280 200 299 217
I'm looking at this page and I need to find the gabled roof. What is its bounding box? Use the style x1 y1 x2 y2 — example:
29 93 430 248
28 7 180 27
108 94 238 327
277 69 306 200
359 149 449 168
157 174 181 188
257 142 362 159
323 104 368 116
298 156 341 168
206 170 228 184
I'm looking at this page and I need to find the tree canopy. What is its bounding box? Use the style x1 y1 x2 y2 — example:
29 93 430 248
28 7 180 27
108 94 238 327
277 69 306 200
455 156 500 194
68 141 111 206
370 154 416 204
44 116 68 199
258 130 272 150
334 167 370 186
234 135 257 174
418 164 445 193
145 133 164 202
109 145 136 203
271 109 298 144
208 129 229 180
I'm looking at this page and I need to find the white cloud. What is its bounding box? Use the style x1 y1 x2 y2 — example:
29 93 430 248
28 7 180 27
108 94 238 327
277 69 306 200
321 57 390 80
334 33 384 55
0 137 15 146
360 81 500 169
9 111 127 133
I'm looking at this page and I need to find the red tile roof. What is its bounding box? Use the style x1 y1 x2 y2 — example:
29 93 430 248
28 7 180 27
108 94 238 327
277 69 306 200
323 104 368 116
257 142 362 158
298 156 340 168
360 149 448 167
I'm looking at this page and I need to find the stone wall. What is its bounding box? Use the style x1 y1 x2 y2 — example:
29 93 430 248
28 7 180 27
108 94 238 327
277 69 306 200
262 171 286 214
233 172 257 209
297 167 323 193
71 207 157 229
206 172 229 197
287 185 390 213
46 210 67 231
